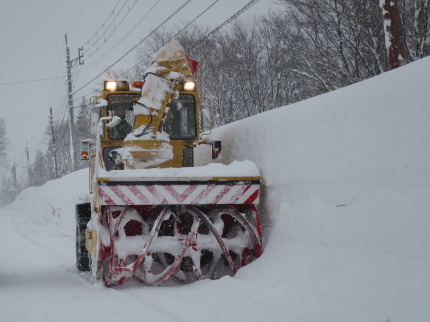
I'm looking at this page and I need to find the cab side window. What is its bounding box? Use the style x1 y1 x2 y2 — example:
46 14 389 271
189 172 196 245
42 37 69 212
164 94 196 139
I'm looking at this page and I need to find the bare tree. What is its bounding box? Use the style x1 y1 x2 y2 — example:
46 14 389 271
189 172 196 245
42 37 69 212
279 0 389 90
0 118 10 168
31 150 49 186
401 0 430 61
132 17 322 125
127 3 429 128
1 175 15 206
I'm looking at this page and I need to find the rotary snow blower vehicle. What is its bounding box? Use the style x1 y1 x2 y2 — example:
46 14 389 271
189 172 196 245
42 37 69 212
75 40 262 286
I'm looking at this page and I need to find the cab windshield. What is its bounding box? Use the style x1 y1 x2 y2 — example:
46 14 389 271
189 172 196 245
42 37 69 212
163 94 196 139
106 94 138 140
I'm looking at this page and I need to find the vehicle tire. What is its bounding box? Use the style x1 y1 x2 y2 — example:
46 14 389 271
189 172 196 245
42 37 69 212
76 203 91 271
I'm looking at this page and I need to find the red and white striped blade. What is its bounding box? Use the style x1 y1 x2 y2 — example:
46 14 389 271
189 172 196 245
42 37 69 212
98 184 259 206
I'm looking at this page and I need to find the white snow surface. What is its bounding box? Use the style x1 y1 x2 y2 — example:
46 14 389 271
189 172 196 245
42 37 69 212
1 57 430 321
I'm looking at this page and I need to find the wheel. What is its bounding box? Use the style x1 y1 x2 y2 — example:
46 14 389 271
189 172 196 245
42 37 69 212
75 203 91 271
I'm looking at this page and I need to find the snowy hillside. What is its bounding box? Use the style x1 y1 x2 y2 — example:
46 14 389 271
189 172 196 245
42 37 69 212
1 57 430 322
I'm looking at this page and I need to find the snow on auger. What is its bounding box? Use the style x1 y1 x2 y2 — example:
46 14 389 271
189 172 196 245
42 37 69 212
76 40 262 286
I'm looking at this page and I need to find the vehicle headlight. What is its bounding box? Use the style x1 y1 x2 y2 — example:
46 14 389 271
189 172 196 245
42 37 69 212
184 81 196 91
105 81 117 91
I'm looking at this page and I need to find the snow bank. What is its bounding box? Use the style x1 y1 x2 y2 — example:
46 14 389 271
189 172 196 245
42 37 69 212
4 169 89 234
204 57 430 184
198 56 430 258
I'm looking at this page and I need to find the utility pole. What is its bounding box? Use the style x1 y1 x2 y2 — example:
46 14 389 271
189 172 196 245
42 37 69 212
380 0 408 69
25 143 32 187
49 107 59 179
65 34 84 171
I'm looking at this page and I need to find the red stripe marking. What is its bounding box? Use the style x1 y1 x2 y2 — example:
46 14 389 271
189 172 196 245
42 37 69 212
98 187 114 205
211 185 233 204
194 184 215 204
148 185 168 204
163 185 199 203
179 185 200 203
110 186 134 205
127 185 151 204
244 188 259 204
99 184 259 206
229 185 248 203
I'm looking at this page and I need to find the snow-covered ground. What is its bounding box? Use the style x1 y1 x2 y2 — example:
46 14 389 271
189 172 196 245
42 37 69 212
1 57 430 322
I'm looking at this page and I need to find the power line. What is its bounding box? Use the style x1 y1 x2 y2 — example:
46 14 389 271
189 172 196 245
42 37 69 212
81 0 122 49
124 0 260 76
81 0 138 59
81 0 161 75
0 76 65 86
22 99 71 171
123 0 220 76
73 90 98 104
67 0 91 33
23 90 69 166
72 0 192 96
49 40 66 108
202 0 262 40
171 0 220 40
4 90 68 178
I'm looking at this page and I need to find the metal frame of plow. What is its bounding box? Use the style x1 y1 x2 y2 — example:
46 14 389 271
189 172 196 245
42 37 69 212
97 205 262 287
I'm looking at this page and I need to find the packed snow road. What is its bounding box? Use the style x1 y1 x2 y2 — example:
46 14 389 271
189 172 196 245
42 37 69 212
0 208 176 322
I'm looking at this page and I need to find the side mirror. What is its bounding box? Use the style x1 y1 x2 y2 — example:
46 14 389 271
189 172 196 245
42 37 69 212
212 141 221 159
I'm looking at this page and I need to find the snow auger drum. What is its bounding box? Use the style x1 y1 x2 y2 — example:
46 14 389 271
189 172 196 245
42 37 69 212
89 171 262 286
76 40 263 286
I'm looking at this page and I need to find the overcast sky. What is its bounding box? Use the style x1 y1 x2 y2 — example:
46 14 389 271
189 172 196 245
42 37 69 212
0 0 281 179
